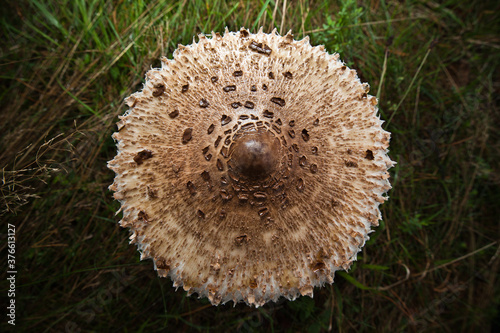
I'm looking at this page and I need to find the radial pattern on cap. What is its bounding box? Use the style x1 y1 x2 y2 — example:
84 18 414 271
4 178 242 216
108 27 394 307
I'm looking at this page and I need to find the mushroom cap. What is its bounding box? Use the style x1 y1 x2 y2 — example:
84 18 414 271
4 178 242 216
108 28 394 307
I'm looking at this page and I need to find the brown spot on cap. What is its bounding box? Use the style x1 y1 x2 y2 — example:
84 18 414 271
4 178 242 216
365 150 374 160
253 192 267 200
249 279 257 289
138 210 149 223
244 101 255 109
297 178 305 191
220 146 229 158
146 186 158 199
301 129 310 142
345 161 358 168
221 115 232 126
214 136 222 148
216 158 223 171
249 40 272 55
238 193 248 202
182 128 193 144
223 85 236 92
258 207 269 217
187 181 196 195
152 84 165 97
270 97 286 107
133 150 153 165
235 234 248 245
169 110 179 118
272 124 281 134
263 110 274 118
240 29 249 38
220 189 231 201
199 99 209 108
201 171 210 181
207 124 215 134
299 155 307 167
312 261 326 272
156 258 170 270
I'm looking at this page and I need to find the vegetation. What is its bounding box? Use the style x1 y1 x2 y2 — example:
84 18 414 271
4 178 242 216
1 0 499 331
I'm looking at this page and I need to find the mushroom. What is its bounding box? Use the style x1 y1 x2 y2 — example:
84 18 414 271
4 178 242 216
108 28 394 307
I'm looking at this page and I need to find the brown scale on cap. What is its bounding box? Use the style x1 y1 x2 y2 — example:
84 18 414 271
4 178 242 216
108 27 394 308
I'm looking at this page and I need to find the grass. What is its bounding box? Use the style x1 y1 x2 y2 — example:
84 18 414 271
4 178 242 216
1 0 499 331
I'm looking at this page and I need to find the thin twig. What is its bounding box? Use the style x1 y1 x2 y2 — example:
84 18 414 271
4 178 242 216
279 0 287 35
376 49 388 100
304 16 426 34
271 0 279 30
415 241 498 277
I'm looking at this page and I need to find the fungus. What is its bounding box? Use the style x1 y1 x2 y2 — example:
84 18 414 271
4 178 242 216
108 28 394 307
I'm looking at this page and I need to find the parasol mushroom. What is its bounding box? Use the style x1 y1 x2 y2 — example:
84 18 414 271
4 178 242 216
108 27 394 307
